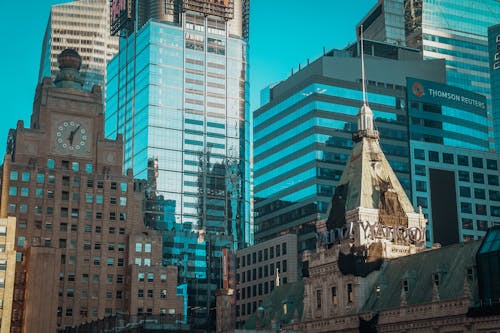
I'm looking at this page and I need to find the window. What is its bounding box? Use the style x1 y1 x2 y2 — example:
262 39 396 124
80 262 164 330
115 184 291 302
120 212 126 221
331 286 337 305
144 258 151 266
147 273 154 282
120 182 127 192
347 283 353 303
316 289 322 309
457 155 469 166
117 275 124 284
138 289 144 298
71 209 79 218
107 258 114 266
96 195 103 204
417 196 428 208
476 220 488 231
135 258 141 266
37 173 45 183
415 165 426 176
87 180 94 188
282 260 287 272
93 257 100 265
138 273 145 282
86 194 93 203
10 170 18 180
147 289 153 298
85 164 93 173
19 204 28 213
48 174 55 184
97 181 104 189
461 202 472 214
111 182 117 190
416 180 427 192
458 171 470 182
489 190 500 202
472 157 483 168
276 244 281 257
459 186 471 198
9 186 17 196
428 151 439 162
473 173 484 184
443 153 454 164
120 197 127 206
145 243 152 253
486 159 498 170
72 162 79 172
488 175 499 186
110 196 117 204
17 236 25 247
402 279 409 293
136 243 142 252
160 274 167 282
414 148 425 160
8 204 16 213
475 204 487 216
474 188 486 200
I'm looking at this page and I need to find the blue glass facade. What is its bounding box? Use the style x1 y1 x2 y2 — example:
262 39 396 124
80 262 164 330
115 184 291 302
406 77 500 245
405 0 500 150
253 45 445 251
489 24 500 152
106 11 250 327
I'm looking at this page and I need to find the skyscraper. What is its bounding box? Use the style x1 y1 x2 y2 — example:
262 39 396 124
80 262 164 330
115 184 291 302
38 0 119 93
1 49 183 332
254 40 445 252
489 24 500 152
105 0 251 328
359 0 500 150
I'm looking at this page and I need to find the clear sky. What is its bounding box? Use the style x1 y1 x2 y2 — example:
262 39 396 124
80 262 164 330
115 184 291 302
0 0 376 151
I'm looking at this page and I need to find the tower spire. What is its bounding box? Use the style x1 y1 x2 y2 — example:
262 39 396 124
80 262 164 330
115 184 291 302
354 26 378 141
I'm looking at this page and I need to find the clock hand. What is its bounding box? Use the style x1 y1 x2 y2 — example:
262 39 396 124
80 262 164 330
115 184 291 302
68 125 80 145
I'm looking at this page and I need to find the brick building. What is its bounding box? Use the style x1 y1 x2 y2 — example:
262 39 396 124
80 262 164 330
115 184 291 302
0 49 183 332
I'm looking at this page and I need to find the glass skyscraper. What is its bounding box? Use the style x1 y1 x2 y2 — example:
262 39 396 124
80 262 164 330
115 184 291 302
105 1 250 328
489 24 500 152
254 40 445 251
360 0 500 150
39 0 119 93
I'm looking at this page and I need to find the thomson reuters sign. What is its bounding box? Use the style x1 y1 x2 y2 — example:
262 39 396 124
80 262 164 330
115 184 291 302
407 77 486 114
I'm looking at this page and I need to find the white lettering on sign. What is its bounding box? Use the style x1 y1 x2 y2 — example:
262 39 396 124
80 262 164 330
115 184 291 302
359 221 424 244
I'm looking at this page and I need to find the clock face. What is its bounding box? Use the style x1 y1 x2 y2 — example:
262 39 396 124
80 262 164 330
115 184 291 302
56 121 88 152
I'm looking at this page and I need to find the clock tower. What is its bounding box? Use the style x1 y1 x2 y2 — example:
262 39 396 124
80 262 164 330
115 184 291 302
1 49 184 332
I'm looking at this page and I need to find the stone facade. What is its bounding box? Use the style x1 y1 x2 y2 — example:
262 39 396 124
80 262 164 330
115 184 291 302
0 217 16 333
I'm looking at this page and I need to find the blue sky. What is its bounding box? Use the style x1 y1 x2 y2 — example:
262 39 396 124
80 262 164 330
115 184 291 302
0 0 376 150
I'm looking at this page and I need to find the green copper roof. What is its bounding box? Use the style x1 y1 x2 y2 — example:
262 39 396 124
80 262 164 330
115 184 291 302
243 282 304 330
362 241 481 312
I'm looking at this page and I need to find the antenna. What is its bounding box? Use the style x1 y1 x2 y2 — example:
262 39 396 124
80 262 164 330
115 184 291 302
360 25 369 107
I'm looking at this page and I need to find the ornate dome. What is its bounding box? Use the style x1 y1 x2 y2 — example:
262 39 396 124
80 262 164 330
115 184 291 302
57 49 82 71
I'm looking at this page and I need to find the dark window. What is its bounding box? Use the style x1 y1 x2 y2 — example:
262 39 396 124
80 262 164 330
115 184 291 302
316 289 322 309
414 148 425 160
331 286 337 305
476 220 489 231
461 202 472 214
443 153 454 164
459 186 471 198
486 159 498 170
347 283 353 303
488 175 499 186
472 157 483 168
417 196 428 208
428 151 439 162
474 188 486 200
415 165 426 176
457 155 469 166
458 171 470 182
473 173 484 184
416 180 427 192
475 204 487 215
489 190 500 201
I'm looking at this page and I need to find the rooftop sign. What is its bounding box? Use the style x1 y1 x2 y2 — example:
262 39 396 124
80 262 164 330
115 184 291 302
407 77 487 115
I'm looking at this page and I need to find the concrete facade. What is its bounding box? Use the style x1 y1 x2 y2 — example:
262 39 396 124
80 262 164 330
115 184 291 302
235 234 299 328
